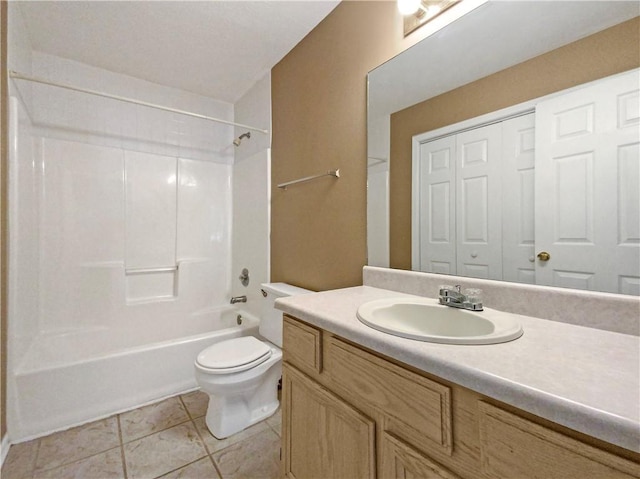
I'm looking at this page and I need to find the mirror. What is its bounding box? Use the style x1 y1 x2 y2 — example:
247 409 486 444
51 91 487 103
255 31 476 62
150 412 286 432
367 1 640 295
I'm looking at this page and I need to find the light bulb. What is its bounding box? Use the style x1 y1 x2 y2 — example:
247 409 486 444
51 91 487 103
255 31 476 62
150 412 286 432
397 0 421 15
425 5 441 16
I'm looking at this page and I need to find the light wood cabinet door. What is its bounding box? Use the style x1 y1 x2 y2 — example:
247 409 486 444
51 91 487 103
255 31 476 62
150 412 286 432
282 364 376 479
478 401 640 479
381 432 462 479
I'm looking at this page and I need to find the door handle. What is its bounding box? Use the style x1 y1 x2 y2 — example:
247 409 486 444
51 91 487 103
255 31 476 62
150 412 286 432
537 251 551 262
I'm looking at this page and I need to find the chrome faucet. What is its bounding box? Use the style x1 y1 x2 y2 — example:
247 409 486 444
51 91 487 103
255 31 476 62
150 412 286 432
438 285 483 311
230 295 247 304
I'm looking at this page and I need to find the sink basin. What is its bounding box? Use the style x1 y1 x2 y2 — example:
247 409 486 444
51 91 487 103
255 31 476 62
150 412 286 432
356 297 523 345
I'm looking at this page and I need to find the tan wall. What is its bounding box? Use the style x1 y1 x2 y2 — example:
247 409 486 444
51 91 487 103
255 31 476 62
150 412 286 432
1 0 8 441
271 1 424 291
389 17 640 269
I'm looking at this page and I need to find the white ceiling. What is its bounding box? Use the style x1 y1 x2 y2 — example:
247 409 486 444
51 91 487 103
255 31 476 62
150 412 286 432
16 0 340 104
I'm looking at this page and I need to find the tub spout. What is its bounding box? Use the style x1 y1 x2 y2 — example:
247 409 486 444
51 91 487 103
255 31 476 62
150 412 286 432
230 295 247 304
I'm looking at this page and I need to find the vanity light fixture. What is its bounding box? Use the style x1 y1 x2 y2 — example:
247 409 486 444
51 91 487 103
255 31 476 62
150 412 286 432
401 0 460 36
397 0 422 15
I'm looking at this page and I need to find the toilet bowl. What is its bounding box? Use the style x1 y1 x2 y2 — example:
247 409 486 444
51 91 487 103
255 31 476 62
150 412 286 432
194 283 310 439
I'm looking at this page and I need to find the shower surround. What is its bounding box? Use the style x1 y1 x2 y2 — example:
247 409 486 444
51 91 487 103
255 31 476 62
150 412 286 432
7 51 268 441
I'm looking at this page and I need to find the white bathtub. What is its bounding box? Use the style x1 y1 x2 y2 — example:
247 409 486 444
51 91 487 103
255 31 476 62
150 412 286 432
10 306 259 442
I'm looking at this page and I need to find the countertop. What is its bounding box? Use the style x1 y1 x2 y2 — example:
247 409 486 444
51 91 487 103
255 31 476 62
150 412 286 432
275 285 640 453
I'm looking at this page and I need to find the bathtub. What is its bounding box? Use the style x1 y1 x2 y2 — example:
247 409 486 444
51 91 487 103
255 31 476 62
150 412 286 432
9 306 259 442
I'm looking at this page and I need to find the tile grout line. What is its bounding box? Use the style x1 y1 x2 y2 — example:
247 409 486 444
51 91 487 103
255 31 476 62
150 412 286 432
119 395 211 479
120 417 193 445
30 446 125 477
179 394 225 479
120 397 193 445
208 452 225 479
29 421 121 474
31 438 43 477
150 456 216 479
117 415 129 479
267 421 281 437
178 394 199 423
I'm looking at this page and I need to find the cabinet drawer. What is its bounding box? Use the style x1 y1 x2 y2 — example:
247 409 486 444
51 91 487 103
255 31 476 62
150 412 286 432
325 335 452 455
478 401 640 478
283 316 322 374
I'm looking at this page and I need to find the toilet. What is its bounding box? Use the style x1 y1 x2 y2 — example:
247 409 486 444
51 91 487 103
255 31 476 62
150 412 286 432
194 282 311 439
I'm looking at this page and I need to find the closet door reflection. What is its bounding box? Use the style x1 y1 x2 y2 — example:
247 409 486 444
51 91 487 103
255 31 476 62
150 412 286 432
414 115 533 281
412 70 640 295
502 114 536 285
455 123 503 279
415 135 456 274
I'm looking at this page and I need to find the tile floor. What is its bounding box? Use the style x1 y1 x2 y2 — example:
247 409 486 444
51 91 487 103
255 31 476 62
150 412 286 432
1 390 282 479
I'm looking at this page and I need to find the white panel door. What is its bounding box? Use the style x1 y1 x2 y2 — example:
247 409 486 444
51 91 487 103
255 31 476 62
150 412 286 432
502 113 536 284
456 122 503 280
535 69 640 294
415 135 456 274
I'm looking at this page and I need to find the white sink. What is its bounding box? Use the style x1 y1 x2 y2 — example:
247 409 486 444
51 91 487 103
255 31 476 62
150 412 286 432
356 297 523 345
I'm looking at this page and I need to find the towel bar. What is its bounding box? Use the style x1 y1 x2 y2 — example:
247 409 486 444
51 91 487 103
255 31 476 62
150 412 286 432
277 169 340 190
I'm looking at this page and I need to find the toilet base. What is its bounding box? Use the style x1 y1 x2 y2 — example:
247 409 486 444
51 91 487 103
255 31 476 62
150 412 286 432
202 361 282 439
205 398 279 439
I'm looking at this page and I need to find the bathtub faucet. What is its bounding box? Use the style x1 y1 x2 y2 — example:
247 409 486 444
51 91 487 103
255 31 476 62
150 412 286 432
230 295 247 304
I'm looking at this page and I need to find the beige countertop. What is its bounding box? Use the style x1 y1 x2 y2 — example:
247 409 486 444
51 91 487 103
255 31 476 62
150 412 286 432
276 285 640 453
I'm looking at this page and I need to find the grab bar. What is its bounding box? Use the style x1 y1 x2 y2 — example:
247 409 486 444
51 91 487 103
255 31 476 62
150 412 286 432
277 169 340 190
125 266 178 275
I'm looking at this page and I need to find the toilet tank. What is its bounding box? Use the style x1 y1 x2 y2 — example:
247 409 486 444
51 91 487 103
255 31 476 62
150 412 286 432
260 282 312 347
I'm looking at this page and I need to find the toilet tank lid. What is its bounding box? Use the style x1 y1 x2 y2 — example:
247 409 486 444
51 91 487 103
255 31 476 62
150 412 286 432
261 282 313 297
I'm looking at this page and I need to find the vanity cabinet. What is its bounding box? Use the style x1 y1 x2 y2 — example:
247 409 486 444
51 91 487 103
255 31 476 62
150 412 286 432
281 315 640 479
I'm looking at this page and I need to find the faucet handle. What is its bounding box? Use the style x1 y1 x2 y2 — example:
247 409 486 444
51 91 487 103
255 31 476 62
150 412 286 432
238 268 250 286
463 288 482 302
438 284 453 297
463 288 483 311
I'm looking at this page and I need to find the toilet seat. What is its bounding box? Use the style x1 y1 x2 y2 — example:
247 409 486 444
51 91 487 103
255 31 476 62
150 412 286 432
196 336 272 374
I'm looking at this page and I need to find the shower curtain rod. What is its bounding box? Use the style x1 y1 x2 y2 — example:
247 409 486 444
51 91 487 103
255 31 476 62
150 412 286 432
9 70 269 135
